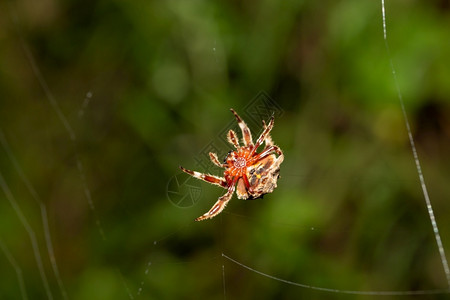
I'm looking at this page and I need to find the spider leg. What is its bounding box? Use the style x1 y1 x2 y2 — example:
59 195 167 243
230 108 254 147
195 180 236 221
179 166 227 188
227 130 240 149
251 145 283 163
209 152 226 168
236 176 250 199
262 120 274 146
250 116 274 156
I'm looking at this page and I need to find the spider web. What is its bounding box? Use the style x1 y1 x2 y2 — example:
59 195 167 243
146 1 450 298
1 0 449 299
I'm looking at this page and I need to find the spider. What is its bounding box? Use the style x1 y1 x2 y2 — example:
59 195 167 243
180 108 284 221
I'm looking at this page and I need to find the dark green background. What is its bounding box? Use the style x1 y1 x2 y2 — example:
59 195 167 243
1 0 450 299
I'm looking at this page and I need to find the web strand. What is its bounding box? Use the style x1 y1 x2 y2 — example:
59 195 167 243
8 3 106 241
222 263 227 300
8 8 75 142
0 238 29 300
381 0 450 287
118 271 135 300
0 130 69 300
220 215 227 300
0 172 54 299
222 253 450 296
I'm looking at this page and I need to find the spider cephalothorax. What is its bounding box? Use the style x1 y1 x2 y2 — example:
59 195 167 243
180 108 284 221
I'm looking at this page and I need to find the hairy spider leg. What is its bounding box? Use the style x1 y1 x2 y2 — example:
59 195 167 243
242 172 251 189
250 120 282 164
179 166 227 188
230 108 254 147
195 178 237 221
242 160 252 188
227 130 240 149
209 152 226 168
250 116 274 156
250 145 283 164
261 120 274 146
231 165 252 191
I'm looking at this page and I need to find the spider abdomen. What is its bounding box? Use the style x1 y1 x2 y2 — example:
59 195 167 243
246 155 281 198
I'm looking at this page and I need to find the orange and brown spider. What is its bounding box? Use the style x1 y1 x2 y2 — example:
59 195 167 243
180 108 284 221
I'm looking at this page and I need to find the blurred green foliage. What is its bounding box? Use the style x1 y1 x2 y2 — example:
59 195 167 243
0 0 450 299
